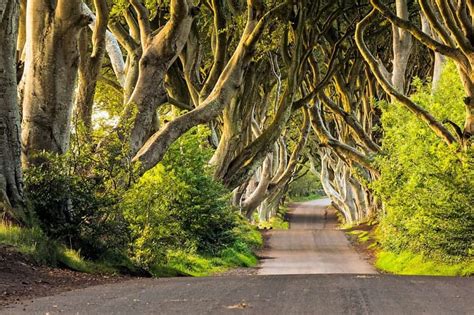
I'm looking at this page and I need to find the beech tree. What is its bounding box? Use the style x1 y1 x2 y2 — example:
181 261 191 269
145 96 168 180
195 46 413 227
359 0 474 145
75 0 110 134
21 0 91 166
132 0 283 173
0 0 25 222
2 0 470 264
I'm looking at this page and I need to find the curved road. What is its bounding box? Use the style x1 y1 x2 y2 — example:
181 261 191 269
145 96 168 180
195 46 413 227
2 199 473 314
258 198 376 275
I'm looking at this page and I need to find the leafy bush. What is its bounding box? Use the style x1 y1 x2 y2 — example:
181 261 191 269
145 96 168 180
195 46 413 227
24 152 128 258
0 222 119 273
122 127 242 269
373 62 474 263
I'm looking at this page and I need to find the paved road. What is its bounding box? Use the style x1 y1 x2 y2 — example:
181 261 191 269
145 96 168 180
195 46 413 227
3 275 473 314
258 198 376 275
3 199 473 314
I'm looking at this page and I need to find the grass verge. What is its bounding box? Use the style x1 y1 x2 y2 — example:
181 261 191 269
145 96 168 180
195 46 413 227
150 221 263 277
0 222 132 274
376 250 474 276
257 207 289 230
1 219 262 278
345 223 473 276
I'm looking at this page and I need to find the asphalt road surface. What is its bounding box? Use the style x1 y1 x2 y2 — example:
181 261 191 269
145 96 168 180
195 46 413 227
3 199 473 314
258 198 376 275
3 275 473 314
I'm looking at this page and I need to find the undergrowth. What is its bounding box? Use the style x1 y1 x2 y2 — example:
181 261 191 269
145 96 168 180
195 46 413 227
150 222 262 277
0 222 135 275
256 206 289 230
346 224 474 276
376 251 474 276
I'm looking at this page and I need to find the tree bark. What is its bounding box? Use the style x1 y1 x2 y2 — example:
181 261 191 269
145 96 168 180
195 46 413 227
132 0 278 174
21 0 90 166
75 0 109 135
0 0 26 222
120 0 196 156
391 0 412 93
368 0 474 143
355 8 456 145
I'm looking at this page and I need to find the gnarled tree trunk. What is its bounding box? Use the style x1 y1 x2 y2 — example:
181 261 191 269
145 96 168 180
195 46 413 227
75 0 109 135
391 0 412 93
21 0 90 166
0 0 26 222
121 0 196 156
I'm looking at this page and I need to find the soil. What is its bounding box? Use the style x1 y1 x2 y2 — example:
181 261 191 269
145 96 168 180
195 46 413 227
0 245 130 309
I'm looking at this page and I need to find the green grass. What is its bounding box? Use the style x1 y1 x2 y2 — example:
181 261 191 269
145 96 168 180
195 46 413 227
348 230 370 243
0 223 53 263
344 224 473 277
258 216 289 230
0 222 119 274
255 206 290 230
376 250 474 276
151 224 263 277
151 243 260 277
289 193 325 202
1 219 263 278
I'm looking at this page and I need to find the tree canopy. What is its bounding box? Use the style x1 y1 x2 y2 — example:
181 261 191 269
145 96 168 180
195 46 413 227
0 0 472 274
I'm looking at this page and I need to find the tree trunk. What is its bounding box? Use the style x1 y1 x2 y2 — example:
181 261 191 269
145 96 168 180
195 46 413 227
242 154 273 218
391 0 412 93
132 0 273 173
0 0 26 223
75 0 109 135
460 70 474 137
121 0 195 156
21 0 90 166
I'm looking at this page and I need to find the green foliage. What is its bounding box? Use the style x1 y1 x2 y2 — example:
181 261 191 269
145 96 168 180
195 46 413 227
373 61 474 264
288 170 323 200
0 222 119 274
20 122 262 276
147 219 262 277
376 250 474 276
0 222 56 265
23 151 129 259
122 127 252 270
256 206 289 230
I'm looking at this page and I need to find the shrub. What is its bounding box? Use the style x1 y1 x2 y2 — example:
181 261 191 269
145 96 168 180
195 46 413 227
122 127 239 268
23 152 128 258
373 62 474 263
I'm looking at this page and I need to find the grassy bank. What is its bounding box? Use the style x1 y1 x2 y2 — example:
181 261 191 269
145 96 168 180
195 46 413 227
151 222 263 277
376 250 474 276
0 223 121 274
346 224 473 276
255 205 290 230
1 219 263 278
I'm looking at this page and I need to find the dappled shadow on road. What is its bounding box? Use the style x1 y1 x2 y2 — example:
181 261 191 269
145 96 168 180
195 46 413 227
286 211 337 228
258 199 377 275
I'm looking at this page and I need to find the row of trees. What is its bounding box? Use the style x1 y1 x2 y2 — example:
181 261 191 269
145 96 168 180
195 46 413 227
0 0 472 263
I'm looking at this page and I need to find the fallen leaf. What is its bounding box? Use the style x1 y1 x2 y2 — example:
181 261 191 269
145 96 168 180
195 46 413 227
226 302 249 309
